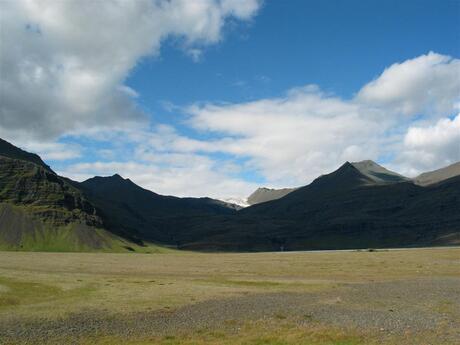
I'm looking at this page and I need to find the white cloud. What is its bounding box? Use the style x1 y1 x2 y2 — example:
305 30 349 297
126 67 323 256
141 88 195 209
1 1 458 201
4 139 82 161
59 156 258 199
0 0 260 140
185 86 385 185
29 142 81 161
394 114 460 176
181 53 460 187
357 52 460 117
62 52 458 196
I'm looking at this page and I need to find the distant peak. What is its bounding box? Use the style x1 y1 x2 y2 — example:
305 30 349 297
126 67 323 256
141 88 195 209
338 161 356 170
351 160 380 170
256 187 272 191
350 160 408 184
414 161 460 186
83 173 127 184
247 186 296 205
353 159 377 165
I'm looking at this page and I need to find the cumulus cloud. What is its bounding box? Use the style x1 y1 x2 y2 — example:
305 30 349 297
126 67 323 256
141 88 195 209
357 52 460 117
59 155 258 199
1 1 458 200
182 53 460 187
56 52 460 196
22 141 82 161
0 0 260 140
394 114 460 176
186 86 385 184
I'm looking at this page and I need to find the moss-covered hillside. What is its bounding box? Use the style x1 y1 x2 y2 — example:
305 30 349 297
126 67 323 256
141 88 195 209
0 154 139 252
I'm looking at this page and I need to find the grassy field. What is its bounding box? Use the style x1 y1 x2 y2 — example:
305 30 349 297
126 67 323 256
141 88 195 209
0 248 459 344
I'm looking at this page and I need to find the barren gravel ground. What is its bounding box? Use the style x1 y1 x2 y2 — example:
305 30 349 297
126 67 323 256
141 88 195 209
0 248 459 344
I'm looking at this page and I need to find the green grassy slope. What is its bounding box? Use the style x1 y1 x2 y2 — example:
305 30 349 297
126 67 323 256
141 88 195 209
0 203 171 253
0 155 147 252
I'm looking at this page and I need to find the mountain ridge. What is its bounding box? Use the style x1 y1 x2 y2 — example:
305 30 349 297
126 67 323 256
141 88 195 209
0 155 133 251
80 172 239 244
414 161 460 186
351 160 409 184
247 186 297 205
178 161 460 251
1 138 459 252
0 138 54 173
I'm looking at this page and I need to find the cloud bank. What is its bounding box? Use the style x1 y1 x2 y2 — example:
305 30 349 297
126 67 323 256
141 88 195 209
1 1 459 199
183 53 460 186
0 0 260 139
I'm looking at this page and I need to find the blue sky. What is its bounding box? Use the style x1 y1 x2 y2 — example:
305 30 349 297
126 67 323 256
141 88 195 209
127 0 459 105
2 0 460 199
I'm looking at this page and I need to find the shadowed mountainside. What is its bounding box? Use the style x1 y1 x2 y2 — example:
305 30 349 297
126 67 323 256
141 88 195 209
0 138 238 250
80 174 238 245
176 162 460 251
0 137 459 252
0 156 128 251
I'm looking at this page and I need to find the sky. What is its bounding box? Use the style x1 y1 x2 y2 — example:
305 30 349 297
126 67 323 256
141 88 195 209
1 0 459 199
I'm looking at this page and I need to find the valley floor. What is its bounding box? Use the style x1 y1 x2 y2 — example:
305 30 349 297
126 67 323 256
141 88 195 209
0 248 459 344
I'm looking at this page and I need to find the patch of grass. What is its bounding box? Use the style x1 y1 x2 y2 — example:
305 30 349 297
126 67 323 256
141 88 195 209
0 295 20 307
0 275 97 317
274 313 287 320
202 278 284 288
0 276 62 308
434 300 455 315
80 320 366 345
0 248 458 344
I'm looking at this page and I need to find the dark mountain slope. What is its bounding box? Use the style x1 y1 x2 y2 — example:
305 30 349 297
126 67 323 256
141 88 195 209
177 163 460 251
244 160 408 206
80 174 238 244
0 156 132 251
0 138 239 250
241 162 376 216
0 156 100 226
0 138 54 173
1 137 458 252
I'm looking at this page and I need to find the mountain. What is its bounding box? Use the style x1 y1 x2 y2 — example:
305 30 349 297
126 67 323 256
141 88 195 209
80 174 238 245
178 162 460 251
1 138 459 252
0 138 240 251
0 138 54 172
247 187 297 205
351 160 409 183
0 156 135 251
414 162 460 186
220 188 297 208
221 197 249 208
244 160 405 206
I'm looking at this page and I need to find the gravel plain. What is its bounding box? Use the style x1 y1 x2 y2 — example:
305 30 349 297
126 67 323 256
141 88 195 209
1 278 459 344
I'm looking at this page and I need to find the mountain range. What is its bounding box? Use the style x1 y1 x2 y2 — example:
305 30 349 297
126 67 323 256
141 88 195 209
233 160 460 206
0 137 459 252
